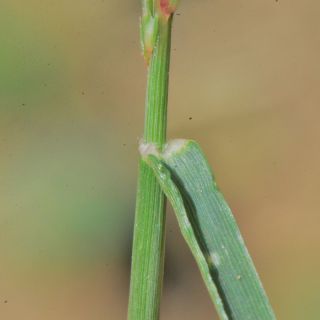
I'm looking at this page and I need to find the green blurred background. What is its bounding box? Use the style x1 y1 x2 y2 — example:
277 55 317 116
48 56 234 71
1 1 320 319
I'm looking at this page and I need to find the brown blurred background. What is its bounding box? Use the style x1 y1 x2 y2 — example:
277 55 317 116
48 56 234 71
1 1 320 319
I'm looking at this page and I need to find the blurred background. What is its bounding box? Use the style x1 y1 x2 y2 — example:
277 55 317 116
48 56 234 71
1 0 320 319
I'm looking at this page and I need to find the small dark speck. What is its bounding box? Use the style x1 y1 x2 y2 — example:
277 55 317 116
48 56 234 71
123 144 127 147
81 91 85 95
188 117 193 120
176 13 181 16
4 300 8 304
21 103 26 106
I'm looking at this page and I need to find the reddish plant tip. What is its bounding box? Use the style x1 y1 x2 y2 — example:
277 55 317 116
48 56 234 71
159 0 178 17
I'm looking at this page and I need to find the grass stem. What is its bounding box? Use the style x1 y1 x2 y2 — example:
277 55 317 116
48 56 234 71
128 12 173 320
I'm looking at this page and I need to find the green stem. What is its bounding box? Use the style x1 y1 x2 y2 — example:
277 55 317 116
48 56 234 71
128 16 173 320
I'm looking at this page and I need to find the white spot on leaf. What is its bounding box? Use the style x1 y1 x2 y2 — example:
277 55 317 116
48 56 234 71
209 252 220 267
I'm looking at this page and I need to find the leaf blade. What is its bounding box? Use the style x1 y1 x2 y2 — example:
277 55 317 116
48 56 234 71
143 139 276 320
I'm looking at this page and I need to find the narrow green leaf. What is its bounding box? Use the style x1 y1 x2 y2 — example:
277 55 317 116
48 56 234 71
141 139 276 320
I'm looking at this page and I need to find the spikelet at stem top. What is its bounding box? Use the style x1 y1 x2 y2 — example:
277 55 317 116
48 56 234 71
158 0 179 18
140 0 179 64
